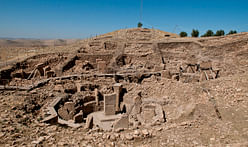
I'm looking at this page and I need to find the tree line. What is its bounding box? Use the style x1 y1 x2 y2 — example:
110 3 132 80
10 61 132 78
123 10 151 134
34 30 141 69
179 29 237 37
136 22 238 38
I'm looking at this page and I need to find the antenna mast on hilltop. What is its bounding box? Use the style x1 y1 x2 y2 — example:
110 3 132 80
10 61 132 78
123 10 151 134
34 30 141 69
140 0 143 22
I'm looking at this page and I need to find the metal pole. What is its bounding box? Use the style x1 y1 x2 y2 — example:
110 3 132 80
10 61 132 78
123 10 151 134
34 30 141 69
172 25 178 33
140 0 143 22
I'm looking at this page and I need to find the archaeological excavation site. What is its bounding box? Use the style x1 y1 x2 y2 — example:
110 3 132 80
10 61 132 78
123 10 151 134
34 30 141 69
0 28 248 146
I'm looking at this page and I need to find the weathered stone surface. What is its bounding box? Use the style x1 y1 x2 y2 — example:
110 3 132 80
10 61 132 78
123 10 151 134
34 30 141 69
134 130 140 136
85 115 93 129
186 65 198 73
104 105 115 115
90 111 122 131
113 83 122 112
110 134 117 141
125 133 134 140
153 104 165 123
104 41 117 50
58 118 82 128
200 71 209 81
161 70 172 79
64 83 77 94
95 88 99 105
44 66 51 73
180 73 200 83
142 105 156 123
133 96 142 114
187 58 198 65
82 61 94 70
0 27 241 147
115 128 124 133
75 60 83 66
83 101 97 116
37 66 45 76
200 61 212 70
154 64 165 72
75 82 82 92
33 69 41 78
142 129 149 136
88 41 102 47
74 110 83 123
31 136 45 145
58 102 75 120
135 101 165 125
42 107 58 124
96 58 102 63
104 93 116 115
46 71 55 78
97 61 106 73
113 114 129 130
54 84 64 92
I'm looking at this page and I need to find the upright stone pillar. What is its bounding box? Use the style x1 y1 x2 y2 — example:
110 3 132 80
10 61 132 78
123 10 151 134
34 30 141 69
113 83 122 112
95 88 99 105
104 93 116 115
97 60 106 73
75 81 81 92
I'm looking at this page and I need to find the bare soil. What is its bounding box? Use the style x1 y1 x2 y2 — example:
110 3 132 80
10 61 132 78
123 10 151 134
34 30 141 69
0 28 248 146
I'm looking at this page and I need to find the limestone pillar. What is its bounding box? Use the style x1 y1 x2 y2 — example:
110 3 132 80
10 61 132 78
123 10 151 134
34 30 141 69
104 93 116 115
95 88 99 105
113 83 122 112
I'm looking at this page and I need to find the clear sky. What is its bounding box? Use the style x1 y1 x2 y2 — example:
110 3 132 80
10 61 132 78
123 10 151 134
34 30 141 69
0 0 248 39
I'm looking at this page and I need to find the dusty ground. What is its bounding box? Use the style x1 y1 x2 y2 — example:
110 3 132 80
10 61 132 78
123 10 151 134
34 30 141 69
0 39 80 68
0 28 248 146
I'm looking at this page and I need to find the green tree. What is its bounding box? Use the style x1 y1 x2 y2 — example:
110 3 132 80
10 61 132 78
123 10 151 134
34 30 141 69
201 30 214 37
138 22 143 28
215 30 225 36
227 30 237 35
179 32 188 37
191 29 199 37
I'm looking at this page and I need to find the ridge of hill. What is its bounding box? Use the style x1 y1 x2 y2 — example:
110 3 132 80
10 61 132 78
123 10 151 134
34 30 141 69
0 39 80 47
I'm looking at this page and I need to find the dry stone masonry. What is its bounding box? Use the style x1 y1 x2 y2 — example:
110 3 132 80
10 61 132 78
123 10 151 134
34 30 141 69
4 28 247 146
0 29 222 130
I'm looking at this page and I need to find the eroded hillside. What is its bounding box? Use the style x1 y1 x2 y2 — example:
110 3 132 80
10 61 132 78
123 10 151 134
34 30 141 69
0 28 248 146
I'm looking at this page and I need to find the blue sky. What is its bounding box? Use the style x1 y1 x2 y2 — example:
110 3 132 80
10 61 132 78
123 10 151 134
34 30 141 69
0 0 247 39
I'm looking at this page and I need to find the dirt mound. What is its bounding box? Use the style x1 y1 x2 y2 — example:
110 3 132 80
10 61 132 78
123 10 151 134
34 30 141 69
0 28 248 146
99 28 179 41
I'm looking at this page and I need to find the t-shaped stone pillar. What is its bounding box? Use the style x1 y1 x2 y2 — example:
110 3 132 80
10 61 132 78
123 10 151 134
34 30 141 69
104 93 116 115
97 60 106 73
113 83 122 112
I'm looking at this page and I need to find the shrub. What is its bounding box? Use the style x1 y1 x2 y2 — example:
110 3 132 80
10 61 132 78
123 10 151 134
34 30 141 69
191 29 199 37
201 30 214 37
179 32 188 37
227 30 237 35
215 30 225 36
138 22 143 28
